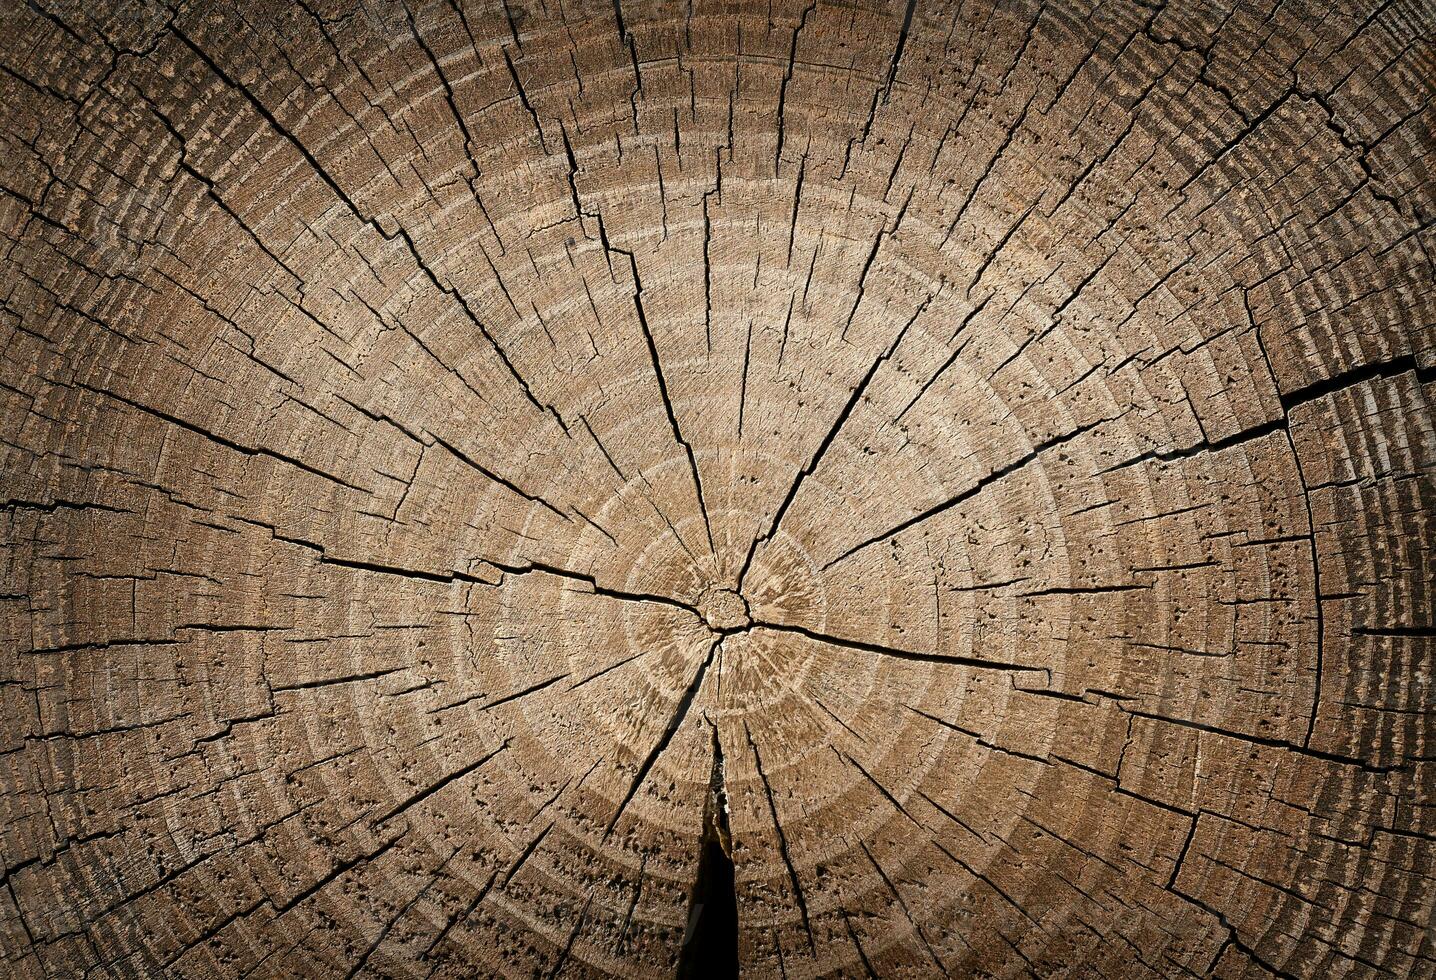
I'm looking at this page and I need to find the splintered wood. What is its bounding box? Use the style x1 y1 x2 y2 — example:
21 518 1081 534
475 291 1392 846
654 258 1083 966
1 1 1432 977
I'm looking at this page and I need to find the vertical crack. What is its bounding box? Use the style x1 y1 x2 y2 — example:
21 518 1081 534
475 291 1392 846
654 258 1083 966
738 316 754 438
745 722 816 955
702 188 715 353
775 3 817 172
882 0 917 103
677 720 739 978
612 242 719 558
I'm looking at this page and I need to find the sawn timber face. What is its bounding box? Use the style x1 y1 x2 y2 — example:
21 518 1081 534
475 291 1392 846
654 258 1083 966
0 1 1432 977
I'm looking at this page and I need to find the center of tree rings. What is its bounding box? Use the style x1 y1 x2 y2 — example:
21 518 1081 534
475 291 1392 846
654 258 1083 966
697 587 751 632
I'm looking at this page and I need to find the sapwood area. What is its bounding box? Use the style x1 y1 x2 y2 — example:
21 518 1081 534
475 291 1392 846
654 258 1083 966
1 0 1433 976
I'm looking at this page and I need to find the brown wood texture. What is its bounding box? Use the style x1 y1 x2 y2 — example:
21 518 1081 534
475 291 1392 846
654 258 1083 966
1 1 1433 977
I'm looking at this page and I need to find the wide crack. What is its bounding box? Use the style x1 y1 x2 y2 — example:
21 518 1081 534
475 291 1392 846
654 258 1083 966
677 721 739 978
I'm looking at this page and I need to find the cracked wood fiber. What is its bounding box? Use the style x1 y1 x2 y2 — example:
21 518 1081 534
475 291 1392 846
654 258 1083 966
1 0 1433 977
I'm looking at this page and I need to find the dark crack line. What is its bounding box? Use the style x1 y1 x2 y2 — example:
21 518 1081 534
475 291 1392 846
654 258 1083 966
745 721 816 955
882 0 918 103
254 522 705 621
615 244 719 560
567 650 649 691
842 909 879 978
677 720 738 978
371 740 510 827
605 637 722 836
504 822 554 886
737 316 754 438
1122 707 1401 773
893 292 995 422
577 412 705 563
738 290 934 590
775 4 818 170
429 434 572 523
77 382 368 493
402 5 488 205
553 123 717 559
859 840 947 975
702 189 715 353
169 26 567 433
823 416 1108 569
931 837 1043 929
841 193 911 343
1172 884 1303 980
547 893 594 980
486 558 701 617
834 747 923 828
904 704 1050 766
273 666 409 693
618 855 647 954
273 830 409 916
431 673 569 715
344 848 458 980
1246 329 1433 749
423 869 499 961
751 621 1048 676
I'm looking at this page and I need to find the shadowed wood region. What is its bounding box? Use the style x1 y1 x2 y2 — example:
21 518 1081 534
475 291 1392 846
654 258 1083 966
1 0 1433 977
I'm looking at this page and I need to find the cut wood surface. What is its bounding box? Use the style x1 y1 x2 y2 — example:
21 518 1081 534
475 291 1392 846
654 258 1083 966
1 0 1433 976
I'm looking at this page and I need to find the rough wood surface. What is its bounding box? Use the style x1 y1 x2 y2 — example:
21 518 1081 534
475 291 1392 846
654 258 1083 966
1 1 1433 977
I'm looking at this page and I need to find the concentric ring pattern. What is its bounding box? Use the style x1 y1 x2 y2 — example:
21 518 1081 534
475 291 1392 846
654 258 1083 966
1 1 1432 977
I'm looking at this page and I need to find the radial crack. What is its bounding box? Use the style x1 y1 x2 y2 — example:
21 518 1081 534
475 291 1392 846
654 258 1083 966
738 290 935 590
605 637 722 836
745 722 816 955
752 620 1049 677
677 720 739 977
823 417 1109 569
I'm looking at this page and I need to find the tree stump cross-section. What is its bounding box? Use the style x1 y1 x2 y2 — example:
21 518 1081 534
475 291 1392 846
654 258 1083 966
1 0 1433 977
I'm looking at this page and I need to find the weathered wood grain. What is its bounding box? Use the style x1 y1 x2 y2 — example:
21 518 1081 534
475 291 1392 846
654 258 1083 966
1 0 1432 976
